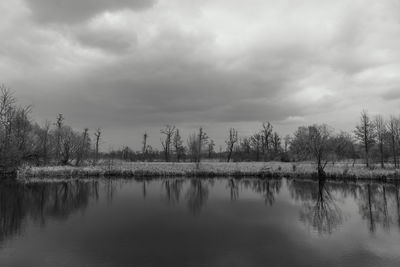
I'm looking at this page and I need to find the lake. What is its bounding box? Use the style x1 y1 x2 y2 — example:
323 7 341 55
0 178 399 267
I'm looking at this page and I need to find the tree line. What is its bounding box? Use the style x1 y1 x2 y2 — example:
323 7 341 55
2 84 400 177
111 110 400 177
0 85 102 176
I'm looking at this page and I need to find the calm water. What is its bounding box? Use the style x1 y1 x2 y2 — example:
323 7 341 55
0 178 399 267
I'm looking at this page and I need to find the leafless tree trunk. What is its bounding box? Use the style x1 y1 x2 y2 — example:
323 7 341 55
354 110 376 168
271 132 281 156
387 116 400 168
197 127 208 166
94 128 102 165
261 122 273 161
284 134 291 153
42 121 50 165
75 128 89 166
55 114 64 163
226 128 238 162
173 129 184 162
374 115 385 168
251 133 262 161
187 132 198 163
291 124 333 178
142 131 148 158
61 131 73 165
208 139 215 159
160 125 176 162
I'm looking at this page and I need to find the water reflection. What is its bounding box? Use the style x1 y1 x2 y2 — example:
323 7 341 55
290 179 344 234
2 178 400 249
185 179 210 215
0 180 98 242
227 179 239 201
357 183 399 233
162 179 184 205
396 184 400 228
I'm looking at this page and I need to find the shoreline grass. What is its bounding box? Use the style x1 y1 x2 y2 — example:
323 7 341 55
17 161 400 183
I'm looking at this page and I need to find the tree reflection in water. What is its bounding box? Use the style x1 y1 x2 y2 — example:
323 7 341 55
0 180 98 243
241 179 282 206
227 179 239 201
185 179 210 215
142 180 147 199
2 177 400 247
289 179 343 235
357 183 398 234
104 179 116 204
396 184 400 229
162 179 184 205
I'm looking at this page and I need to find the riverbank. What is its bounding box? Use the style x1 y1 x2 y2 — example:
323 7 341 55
17 161 400 182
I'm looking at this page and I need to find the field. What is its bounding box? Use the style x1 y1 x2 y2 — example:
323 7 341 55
17 160 400 182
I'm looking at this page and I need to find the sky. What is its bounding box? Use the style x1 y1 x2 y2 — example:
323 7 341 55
1 0 400 151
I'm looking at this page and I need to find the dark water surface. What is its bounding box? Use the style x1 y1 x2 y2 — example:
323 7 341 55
0 178 399 267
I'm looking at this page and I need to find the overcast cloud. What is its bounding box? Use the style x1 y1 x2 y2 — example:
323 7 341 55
1 0 400 149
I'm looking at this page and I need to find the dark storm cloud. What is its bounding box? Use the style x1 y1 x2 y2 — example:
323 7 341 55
25 0 156 24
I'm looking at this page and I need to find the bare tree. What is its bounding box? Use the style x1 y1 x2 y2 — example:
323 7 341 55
271 132 281 156
261 122 273 161
14 105 32 157
208 139 215 159
332 131 357 166
374 115 386 168
197 127 208 165
354 110 376 168
40 121 51 165
173 129 184 162
0 86 18 175
0 86 33 176
142 131 148 155
225 128 238 162
387 116 400 168
284 134 291 153
160 125 176 162
60 126 77 165
187 128 208 165
94 128 102 165
187 132 198 163
240 137 251 158
55 114 64 162
75 128 90 166
251 132 262 161
291 124 333 178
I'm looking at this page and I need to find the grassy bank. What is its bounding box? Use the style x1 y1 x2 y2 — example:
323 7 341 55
17 161 400 182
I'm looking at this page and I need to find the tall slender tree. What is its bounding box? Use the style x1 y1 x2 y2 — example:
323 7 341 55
251 132 262 161
55 113 64 163
173 129 184 162
354 110 376 168
271 132 281 157
94 128 102 165
374 115 386 168
387 116 400 168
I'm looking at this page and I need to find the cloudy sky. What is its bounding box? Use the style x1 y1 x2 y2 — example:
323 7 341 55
2 0 400 150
